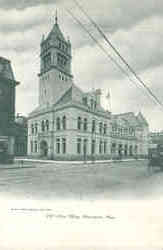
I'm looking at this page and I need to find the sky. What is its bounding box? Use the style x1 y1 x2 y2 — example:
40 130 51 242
0 0 163 131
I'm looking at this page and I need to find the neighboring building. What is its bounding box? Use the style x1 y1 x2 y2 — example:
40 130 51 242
0 56 20 163
149 131 163 145
111 112 149 158
14 114 28 156
28 16 149 160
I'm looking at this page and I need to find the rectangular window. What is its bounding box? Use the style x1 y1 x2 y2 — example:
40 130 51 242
82 97 88 106
91 139 95 155
77 138 81 154
84 118 87 131
99 140 102 154
92 120 96 133
99 122 103 134
56 138 60 154
104 141 107 154
34 141 37 153
31 124 34 135
104 124 107 135
62 138 66 154
30 141 33 153
83 139 88 156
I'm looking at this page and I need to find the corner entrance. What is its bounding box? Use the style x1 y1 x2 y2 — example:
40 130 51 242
40 140 48 157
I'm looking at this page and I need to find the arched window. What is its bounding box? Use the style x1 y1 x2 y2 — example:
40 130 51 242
46 120 49 131
104 124 107 135
83 118 87 131
35 123 38 134
104 141 107 154
83 139 88 157
134 145 138 155
111 143 116 154
62 116 66 130
62 138 66 154
124 144 128 156
99 140 103 154
34 141 38 153
118 144 123 156
56 117 61 130
92 120 96 133
41 120 45 132
129 145 133 156
77 138 82 154
77 117 82 130
91 139 95 155
30 141 33 153
56 138 60 154
99 122 103 134
31 124 34 134
90 99 94 110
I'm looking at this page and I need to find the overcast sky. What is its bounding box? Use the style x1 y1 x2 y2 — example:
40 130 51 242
0 0 163 131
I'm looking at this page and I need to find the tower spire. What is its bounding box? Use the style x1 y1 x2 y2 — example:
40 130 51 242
55 10 58 24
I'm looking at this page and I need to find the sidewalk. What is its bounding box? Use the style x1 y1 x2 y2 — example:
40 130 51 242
0 163 36 170
14 157 146 165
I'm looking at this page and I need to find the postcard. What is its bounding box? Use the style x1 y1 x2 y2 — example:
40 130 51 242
0 0 163 249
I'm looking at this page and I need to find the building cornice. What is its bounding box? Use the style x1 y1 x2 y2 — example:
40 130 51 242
38 65 73 78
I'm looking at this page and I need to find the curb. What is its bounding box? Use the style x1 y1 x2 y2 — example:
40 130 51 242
14 158 146 165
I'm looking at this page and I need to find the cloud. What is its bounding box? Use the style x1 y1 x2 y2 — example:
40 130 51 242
0 0 61 10
68 0 163 34
0 5 54 33
0 0 163 131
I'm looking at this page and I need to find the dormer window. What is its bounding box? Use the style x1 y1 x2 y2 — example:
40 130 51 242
82 97 88 106
90 99 94 110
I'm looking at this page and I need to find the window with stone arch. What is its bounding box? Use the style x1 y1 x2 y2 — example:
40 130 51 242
41 120 45 132
77 117 82 130
56 117 61 130
46 120 49 131
62 116 66 130
77 138 82 154
92 119 96 133
35 123 38 134
31 124 34 134
104 123 107 135
83 118 87 131
99 122 103 134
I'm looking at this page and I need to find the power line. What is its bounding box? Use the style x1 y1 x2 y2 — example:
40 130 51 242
65 8 152 106
71 0 163 109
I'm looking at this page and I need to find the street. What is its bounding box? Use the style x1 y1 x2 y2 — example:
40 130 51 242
0 160 162 200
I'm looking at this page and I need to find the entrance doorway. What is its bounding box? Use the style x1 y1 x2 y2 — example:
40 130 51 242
40 140 48 157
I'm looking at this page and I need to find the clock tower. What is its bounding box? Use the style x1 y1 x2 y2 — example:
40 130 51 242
38 14 73 107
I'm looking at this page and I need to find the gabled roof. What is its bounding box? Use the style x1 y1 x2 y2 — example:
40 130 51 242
113 112 148 127
54 83 84 108
29 82 110 119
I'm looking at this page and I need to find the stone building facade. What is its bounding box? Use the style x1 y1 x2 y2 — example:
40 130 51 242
111 112 149 159
149 131 163 145
14 115 28 156
0 56 20 163
28 16 149 160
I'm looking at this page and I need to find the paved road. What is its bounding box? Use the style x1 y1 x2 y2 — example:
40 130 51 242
0 160 162 200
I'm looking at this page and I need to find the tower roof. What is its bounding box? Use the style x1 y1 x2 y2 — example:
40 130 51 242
46 16 66 42
0 56 20 85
